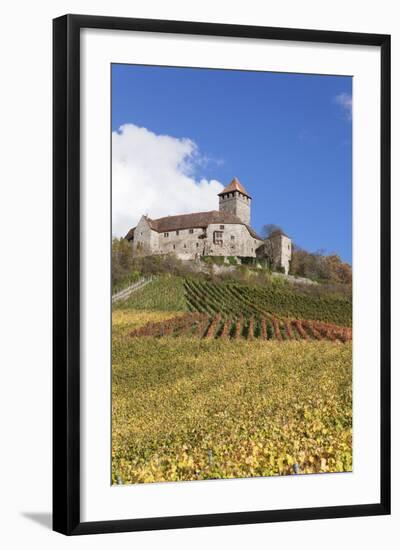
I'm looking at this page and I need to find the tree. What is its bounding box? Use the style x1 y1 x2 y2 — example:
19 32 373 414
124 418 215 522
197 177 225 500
261 224 284 239
289 245 352 284
112 237 137 290
324 254 352 284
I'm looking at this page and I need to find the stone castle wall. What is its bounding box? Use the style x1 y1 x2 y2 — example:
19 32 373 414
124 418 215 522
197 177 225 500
132 224 206 258
155 226 205 257
133 216 159 255
203 223 262 257
132 222 263 259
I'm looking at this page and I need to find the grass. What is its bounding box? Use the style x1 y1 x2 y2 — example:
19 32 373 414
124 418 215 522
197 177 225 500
112 310 352 484
117 275 188 312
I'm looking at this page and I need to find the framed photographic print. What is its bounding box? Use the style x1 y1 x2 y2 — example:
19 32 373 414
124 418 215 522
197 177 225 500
53 14 391 535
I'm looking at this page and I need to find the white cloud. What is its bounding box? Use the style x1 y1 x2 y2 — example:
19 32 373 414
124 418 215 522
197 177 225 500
335 92 352 120
112 124 224 237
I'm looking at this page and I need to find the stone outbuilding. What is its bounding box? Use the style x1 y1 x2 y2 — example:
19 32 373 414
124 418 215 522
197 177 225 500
255 229 292 275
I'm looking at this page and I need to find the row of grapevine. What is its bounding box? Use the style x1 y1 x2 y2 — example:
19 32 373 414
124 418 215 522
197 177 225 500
130 314 352 343
183 278 352 327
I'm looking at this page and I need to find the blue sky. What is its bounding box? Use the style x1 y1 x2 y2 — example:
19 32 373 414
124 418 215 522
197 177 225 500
112 64 352 263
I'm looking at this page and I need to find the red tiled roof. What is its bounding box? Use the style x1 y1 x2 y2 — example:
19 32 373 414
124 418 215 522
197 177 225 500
124 210 263 240
218 177 251 198
149 211 239 232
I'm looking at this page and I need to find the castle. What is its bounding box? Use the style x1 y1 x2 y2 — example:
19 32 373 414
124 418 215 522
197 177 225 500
125 178 292 274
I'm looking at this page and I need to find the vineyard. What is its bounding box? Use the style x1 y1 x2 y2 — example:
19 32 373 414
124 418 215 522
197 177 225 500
184 279 352 327
112 273 353 484
116 275 351 327
130 312 352 342
112 321 352 484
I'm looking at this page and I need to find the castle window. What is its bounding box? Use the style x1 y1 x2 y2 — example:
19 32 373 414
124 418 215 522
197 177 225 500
213 231 223 246
196 243 199 247
231 235 235 240
164 232 169 237
219 225 225 230
173 244 175 249
189 229 194 234
176 230 180 235
251 248 253 253
184 244 187 248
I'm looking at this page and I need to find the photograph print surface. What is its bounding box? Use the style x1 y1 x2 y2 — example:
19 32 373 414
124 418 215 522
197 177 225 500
111 64 353 485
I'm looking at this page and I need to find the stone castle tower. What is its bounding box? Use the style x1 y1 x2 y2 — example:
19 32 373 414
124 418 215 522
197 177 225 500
218 177 251 225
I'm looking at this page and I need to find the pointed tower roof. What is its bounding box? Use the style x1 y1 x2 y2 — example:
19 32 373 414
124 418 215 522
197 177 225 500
218 177 251 199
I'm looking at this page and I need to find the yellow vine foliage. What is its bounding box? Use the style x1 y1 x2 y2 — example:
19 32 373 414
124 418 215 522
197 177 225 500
112 311 352 484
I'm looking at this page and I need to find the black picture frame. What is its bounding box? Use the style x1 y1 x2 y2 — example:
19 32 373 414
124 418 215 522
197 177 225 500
53 14 391 536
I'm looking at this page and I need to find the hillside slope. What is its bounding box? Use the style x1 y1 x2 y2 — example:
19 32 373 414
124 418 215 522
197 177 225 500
118 275 351 327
